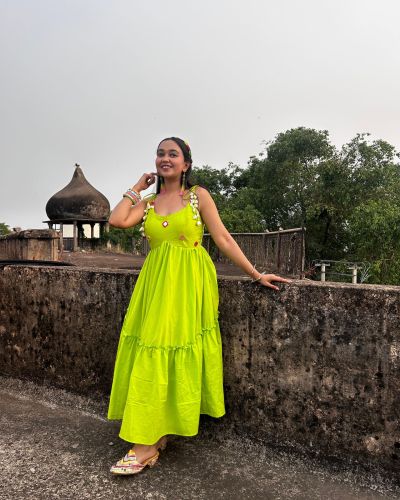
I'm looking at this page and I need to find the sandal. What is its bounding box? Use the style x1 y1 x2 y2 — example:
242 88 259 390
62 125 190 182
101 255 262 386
110 449 159 475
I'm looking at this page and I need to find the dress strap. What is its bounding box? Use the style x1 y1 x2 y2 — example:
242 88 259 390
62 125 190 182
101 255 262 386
139 194 156 236
188 187 203 227
143 193 157 203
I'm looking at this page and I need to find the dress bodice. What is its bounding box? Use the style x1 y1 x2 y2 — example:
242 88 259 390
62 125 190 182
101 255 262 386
141 186 204 250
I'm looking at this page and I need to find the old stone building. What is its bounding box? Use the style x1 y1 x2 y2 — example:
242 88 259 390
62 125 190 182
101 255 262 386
44 164 110 251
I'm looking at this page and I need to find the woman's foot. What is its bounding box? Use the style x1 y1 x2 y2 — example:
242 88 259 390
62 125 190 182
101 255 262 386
110 448 159 475
110 438 168 475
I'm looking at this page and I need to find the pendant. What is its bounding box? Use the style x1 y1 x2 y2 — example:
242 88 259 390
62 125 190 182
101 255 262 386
162 221 169 228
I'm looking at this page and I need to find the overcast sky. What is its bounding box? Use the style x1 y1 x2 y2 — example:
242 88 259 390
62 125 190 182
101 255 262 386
1 0 399 229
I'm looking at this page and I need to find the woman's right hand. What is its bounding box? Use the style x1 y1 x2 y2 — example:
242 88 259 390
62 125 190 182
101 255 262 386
132 172 157 192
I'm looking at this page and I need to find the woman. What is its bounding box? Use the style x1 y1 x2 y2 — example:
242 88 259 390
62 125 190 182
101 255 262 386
107 137 289 474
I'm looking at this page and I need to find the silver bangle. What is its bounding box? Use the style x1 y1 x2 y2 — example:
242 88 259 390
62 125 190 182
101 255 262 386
251 271 266 283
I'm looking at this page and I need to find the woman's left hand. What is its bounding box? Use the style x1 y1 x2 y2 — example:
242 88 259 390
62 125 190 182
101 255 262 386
257 273 291 291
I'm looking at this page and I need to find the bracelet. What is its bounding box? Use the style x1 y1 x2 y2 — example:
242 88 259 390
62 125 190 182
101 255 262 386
123 193 139 205
249 264 266 283
251 271 266 283
250 263 256 278
127 188 142 200
123 188 142 205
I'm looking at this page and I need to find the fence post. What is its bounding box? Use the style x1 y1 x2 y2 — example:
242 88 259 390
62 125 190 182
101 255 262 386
277 232 281 272
348 265 358 284
321 262 331 282
315 262 330 282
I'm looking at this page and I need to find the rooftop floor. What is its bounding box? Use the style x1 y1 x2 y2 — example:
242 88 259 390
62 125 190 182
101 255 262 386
1 377 398 500
62 250 247 276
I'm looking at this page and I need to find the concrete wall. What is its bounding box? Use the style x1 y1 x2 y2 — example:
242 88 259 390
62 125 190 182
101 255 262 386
0 265 399 472
0 230 59 261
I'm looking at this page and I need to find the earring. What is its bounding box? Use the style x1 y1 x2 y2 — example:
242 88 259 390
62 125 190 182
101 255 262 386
179 171 186 196
160 176 166 194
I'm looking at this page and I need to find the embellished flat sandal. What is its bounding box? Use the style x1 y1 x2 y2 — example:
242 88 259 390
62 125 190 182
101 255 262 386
110 449 159 475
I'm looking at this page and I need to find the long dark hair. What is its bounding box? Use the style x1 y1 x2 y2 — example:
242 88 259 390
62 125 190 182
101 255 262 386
156 137 193 194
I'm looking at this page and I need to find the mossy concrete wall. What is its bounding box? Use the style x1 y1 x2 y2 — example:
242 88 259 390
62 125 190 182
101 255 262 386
0 265 399 471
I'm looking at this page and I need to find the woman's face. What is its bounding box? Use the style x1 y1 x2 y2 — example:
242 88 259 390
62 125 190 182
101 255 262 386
156 139 188 179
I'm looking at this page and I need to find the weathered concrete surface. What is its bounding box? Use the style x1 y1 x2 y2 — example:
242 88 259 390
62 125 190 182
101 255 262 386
219 279 400 473
1 377 398 500
0 229 59 261
1 266 400 473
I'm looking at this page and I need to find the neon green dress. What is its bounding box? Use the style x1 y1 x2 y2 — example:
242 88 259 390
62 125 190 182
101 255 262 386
107 186 225 444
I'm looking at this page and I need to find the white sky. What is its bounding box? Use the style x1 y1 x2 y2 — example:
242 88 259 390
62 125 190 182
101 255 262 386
1 0 399 229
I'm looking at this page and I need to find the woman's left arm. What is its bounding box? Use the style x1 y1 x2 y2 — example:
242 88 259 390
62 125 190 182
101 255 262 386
197 188 290 290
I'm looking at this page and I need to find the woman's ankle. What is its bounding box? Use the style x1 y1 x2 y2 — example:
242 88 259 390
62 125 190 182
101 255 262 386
134 443 157 453
156 436 168 450
132 444 158 463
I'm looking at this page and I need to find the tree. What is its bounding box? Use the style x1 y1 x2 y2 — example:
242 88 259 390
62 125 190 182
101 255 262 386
341 135 400 283
219 205 266 233
234 128 343 259
190 163 243 210
0 223 10 236
240 128 335 227
102 226 142 252
191 163 264 232
195 128 400 284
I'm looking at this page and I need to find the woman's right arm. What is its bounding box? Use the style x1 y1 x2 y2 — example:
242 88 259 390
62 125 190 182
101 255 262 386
108 173 156 229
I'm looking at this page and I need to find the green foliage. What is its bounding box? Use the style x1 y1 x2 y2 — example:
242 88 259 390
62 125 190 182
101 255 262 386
191 127 400 284
190 163 243 210
219 205 266 233
102 226 142 252
241 127 335 228
191 164 265 231
0 222 11 236
347 199 400 284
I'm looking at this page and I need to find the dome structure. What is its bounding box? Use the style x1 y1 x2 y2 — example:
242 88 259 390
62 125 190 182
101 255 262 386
46 165 110 221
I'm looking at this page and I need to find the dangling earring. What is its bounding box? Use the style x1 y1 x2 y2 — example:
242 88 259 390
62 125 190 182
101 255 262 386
179 171 186 196
159 176 166 195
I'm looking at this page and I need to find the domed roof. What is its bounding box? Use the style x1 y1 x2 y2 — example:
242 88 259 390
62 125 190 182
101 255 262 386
46 164 110 221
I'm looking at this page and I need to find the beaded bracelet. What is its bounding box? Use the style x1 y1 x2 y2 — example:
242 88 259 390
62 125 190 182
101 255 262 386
123 188 142 205
123 191 140 205
127 188 141 200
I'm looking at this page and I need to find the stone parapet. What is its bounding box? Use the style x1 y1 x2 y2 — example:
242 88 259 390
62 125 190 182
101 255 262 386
0 229 59 261
0 266 399 471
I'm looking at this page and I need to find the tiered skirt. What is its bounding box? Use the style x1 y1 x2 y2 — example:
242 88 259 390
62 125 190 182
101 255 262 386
107 242 225 444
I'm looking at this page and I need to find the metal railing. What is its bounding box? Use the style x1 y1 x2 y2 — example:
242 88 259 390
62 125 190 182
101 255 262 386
313 260 371 284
